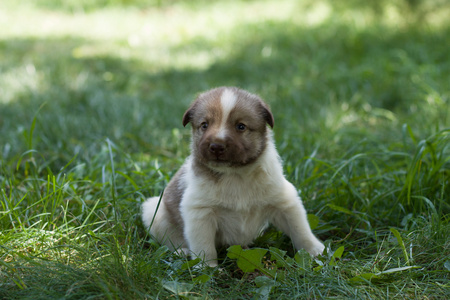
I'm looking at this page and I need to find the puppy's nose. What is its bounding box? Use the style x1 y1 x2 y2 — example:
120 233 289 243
209 143 225 155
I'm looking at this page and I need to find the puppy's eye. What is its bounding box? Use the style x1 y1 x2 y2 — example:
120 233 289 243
200 122 208 130
236 123 246 131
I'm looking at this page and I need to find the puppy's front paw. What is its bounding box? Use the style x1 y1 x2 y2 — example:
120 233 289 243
206 260 218 268
174 247 191 257
191 259 218 271
305 238 325 257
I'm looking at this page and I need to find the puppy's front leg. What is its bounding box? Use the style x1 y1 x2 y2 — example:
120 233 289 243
183 207 219 267
271 181 325 256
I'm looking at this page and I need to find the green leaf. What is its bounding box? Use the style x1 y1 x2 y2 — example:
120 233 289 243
329 246 345 267
181 258 201 270
163 281 193 296
116 170 139 190
403 123 417 144
269 247 287 267
227 245 267 273
226 245 244 260
377 266 420 275
254 276 276 300
193 274 211 284
27 111 37 150
327 204 354 215
349 273 380 283
255 276 274 288
349 266 420 283
444 260 450 271
294 249 312 270
313 265 323 272
390 228 409 265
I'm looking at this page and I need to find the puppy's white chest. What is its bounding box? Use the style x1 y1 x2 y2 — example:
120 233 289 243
214 206 269 246
192 170 275 210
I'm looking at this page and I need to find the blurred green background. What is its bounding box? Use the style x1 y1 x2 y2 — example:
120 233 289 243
1 0 448 162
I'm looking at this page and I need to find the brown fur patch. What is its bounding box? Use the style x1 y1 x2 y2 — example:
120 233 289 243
163 167 185 228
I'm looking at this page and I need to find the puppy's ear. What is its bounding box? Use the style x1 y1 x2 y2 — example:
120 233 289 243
260 102 274 128
182 102 196 127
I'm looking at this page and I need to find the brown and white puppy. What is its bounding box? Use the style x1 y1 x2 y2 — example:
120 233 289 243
142 87 324 267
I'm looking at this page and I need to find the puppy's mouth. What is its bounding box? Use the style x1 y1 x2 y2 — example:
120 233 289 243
202 146 254 168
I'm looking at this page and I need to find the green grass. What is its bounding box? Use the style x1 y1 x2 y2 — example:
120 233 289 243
1 0 449 298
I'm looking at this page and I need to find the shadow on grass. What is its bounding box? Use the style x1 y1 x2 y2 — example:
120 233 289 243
1 20 448 155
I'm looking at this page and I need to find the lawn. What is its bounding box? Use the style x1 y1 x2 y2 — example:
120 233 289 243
0 0 449 298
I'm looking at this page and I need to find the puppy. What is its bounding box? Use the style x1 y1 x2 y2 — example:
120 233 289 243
142 87 324 267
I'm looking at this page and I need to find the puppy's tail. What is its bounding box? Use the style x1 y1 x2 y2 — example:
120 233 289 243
141 196 163 230
141 195 187 252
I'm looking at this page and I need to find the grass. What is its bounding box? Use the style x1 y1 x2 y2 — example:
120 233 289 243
1 0 449 298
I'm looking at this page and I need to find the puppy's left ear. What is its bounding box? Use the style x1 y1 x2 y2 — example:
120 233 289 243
261 102 274 128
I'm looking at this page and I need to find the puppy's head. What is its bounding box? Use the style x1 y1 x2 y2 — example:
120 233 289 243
183 87 274 169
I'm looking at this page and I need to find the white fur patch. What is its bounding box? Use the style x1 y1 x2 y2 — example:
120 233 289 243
217 88 237 139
